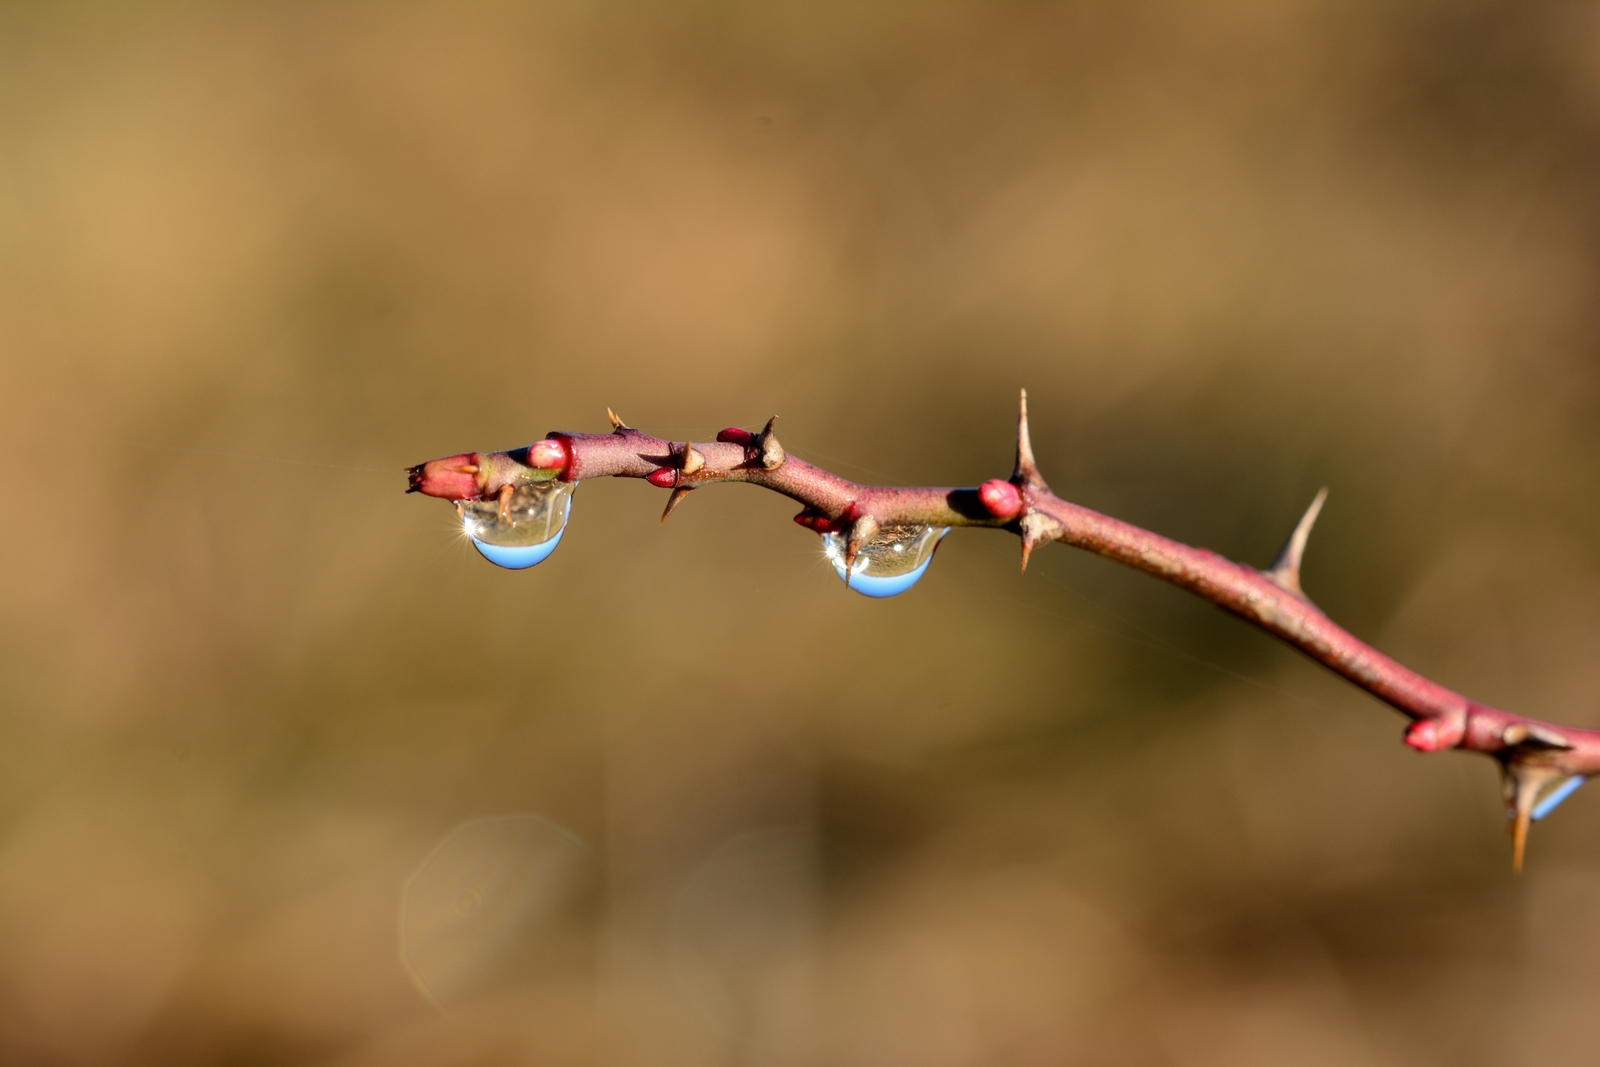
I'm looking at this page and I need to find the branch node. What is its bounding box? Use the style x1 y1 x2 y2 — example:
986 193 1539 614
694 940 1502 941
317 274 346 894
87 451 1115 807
1265 488 1328 597
756 416 785 471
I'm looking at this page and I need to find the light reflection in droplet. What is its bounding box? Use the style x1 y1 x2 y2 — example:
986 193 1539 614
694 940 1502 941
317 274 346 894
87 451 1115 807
821 524 948 598
1532 775 1586 821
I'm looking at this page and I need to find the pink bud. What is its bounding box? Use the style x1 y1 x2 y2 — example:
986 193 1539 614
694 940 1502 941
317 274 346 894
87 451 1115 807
406 453 484 500
716 427 753 444
978 479 1022 519
647 468 677 488
526 438 569 471
1404 718 1463 752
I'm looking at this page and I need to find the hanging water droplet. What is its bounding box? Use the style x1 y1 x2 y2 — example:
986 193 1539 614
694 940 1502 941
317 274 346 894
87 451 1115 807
1532 775 1586 821
821 524 948 598
459 479 577 569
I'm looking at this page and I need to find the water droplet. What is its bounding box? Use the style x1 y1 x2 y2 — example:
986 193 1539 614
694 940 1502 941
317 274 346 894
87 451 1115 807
1532 775 1586 821
821 524 948 598
459 479 576 569
400 814 592 1006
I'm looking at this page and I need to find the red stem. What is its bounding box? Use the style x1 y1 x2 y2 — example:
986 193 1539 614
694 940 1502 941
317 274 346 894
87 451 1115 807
408 397 1595 864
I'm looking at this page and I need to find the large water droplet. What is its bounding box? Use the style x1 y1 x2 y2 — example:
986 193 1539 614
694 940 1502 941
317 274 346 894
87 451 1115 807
822 524 948 598
459 479 576 569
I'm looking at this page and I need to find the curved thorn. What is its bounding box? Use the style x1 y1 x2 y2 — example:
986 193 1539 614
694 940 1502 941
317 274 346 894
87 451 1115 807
757 416 785 471
844 513 879 575
1266 487 1329 597
681 444 705 475
660 486 691 523
607 408 629 431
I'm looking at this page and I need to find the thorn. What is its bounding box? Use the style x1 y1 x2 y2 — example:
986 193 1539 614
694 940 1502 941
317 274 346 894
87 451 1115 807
1018 511 1059 574
661 486 691 523
497 483 514 522
844 513 879 576
1500 758 1569 874
1265 488 1328 597
755 416 785 471
681 444 705 475
607 408 629 431
1012 388 1048 491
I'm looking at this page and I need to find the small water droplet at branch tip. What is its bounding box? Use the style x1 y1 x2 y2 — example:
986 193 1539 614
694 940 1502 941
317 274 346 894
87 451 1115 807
462 479 577 569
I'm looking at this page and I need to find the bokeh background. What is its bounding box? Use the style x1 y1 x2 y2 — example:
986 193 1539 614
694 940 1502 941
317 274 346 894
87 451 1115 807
3 4 1600 1065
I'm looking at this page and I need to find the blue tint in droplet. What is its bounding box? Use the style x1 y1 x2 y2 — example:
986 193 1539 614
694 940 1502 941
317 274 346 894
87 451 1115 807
459 479 576 571
1533 775 1586 821
821 525 947 598
471 528 565 569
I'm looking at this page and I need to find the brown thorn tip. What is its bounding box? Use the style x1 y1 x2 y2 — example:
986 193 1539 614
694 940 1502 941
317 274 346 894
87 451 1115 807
757 416 785 471
1013 388 1046 489
607 408 628 430
1020 538 1034 574
660 486 691 523
1512 806 1530 874
1265 487 1328 597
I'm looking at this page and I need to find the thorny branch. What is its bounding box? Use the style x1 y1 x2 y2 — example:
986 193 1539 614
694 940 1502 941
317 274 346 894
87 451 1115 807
409 392 1596 871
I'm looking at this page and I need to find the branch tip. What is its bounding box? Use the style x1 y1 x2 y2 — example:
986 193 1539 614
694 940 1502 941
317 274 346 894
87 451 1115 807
1265 487 1328 597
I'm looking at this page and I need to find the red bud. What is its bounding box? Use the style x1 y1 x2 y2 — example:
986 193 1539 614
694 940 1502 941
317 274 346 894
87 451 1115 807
978 479 1022 519
526 438 569 471
793 507 831 531
406 453 483 500
1404 718 1464 752
647 468 678 488
716 427 753 444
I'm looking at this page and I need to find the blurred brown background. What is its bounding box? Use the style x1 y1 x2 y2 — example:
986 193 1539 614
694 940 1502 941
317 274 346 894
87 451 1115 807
2 4 1600 1065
